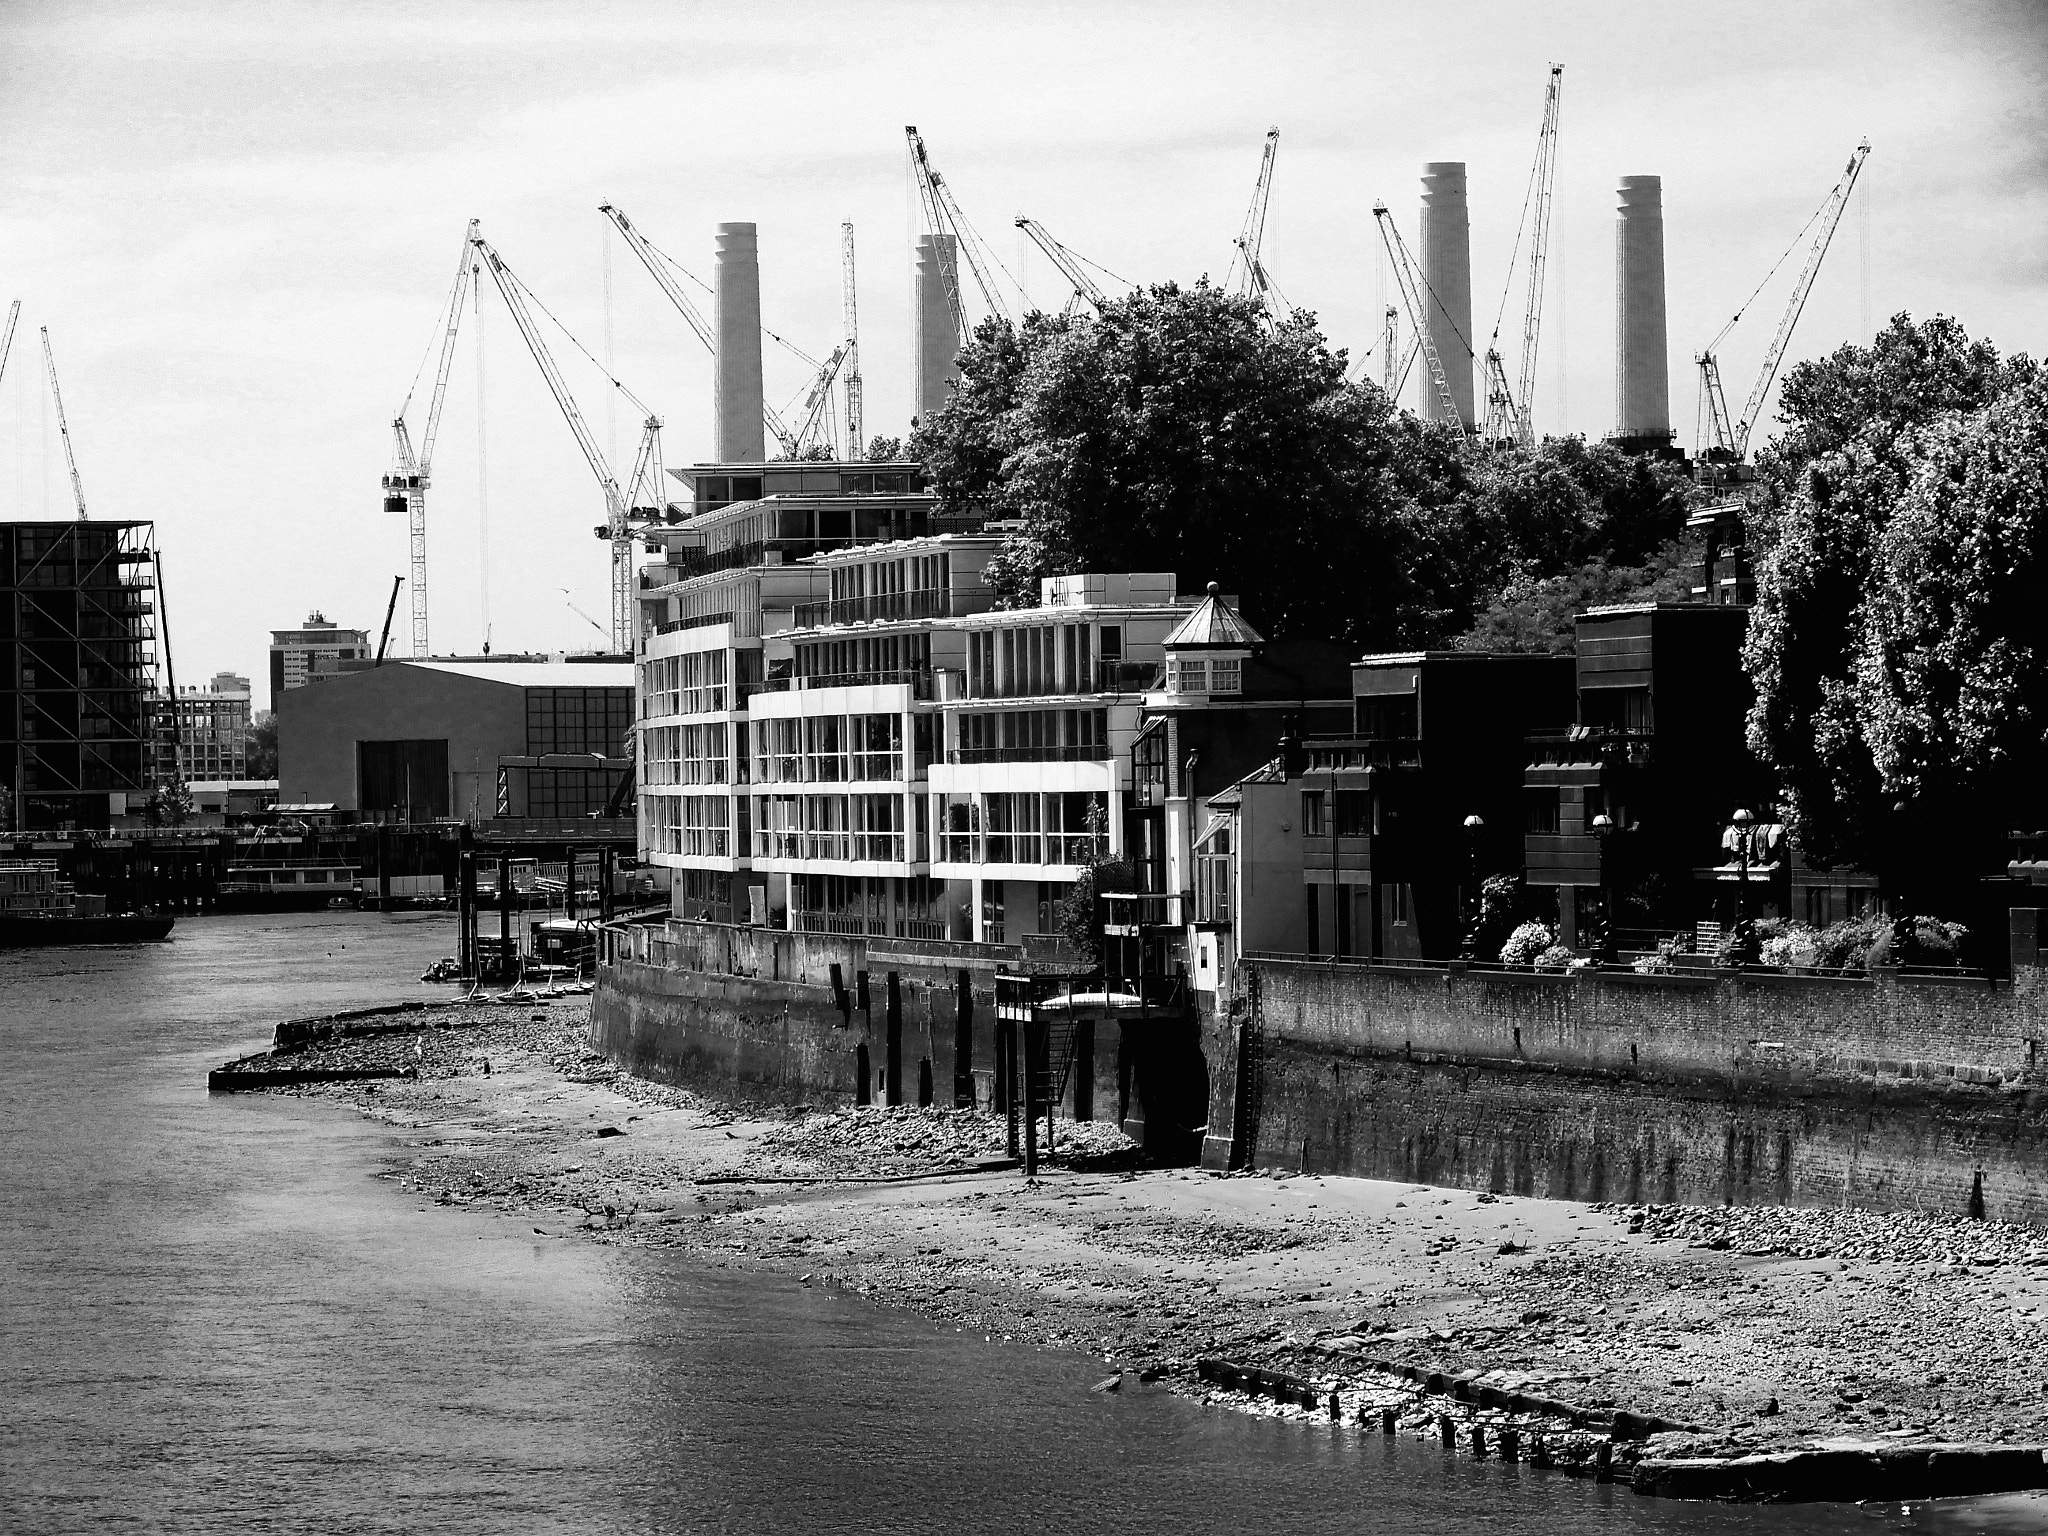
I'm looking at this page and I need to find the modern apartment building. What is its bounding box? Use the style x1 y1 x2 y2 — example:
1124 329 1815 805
269 611 370 710
175 671 253 783
633 458 967 924
928 572 1188 945
1 520 160 829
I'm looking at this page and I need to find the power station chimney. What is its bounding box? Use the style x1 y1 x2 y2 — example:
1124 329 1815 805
1418 163 1475 427
713 222 764 462
1613 176 1671 447
912 232 960 428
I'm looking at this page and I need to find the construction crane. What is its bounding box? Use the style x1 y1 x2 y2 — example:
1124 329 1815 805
39 329 88 520
1381 306 1399 393
1014 216 1114 313
598 202 811 456
1229 128 1288 322
383 221 476 658
471 227 653 653
905 126 1014 344
1372 206 1465 432
1696 140 1872 465
1514 67 1564 447
0 302 20 388
841 222 864 459
374 575 404 665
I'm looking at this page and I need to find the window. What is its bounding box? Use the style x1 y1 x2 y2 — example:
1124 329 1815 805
1300 790 1326 837
1525 789 1561 835
1334 790 1372 838
1356 694 1418 740
1210 658 1241 695
1391 882 1411 925
1583 686 1652 734
1169 658 1208 694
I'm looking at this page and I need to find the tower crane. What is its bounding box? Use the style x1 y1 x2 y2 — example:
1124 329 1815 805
905 126 1014 344
1014 217 1109 313
471 227 655 654
383 220 476 657
1478 66 1563 447
0 302 20 388
598 202 815 456
1696 140 1871 465
1381 306 1399 393
39 329 89 520
1373 206 1465 432
841 222 863 459
1229 128 1288 322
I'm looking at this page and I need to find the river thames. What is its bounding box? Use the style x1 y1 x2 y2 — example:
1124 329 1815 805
3 911 2044 1533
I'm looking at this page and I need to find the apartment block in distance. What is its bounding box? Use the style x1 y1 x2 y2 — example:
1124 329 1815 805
175 671 253 783
269 611 370 710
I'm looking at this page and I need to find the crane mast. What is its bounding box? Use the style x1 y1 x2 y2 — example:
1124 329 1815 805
384 220 476 657
1381 306 1399 393
1734 141 1871 458
598 202 800 455
841 221 863 459
1373 206 1465 432
1015 216 1107 312
1696 140 1871 464
1230 128 1286 321
0 301 20 389
39 329 88 520
1515 65 1564 447
905 126 1008 344
471 229 641 654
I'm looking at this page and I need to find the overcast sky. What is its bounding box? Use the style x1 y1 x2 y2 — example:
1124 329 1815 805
2 0 2043 692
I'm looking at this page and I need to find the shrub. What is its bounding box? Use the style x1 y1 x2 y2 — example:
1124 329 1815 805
1632 935 1686 975
1716 917 1762 968
1499 920 1553 966
1758 919 1822 969
1532 943 1575 972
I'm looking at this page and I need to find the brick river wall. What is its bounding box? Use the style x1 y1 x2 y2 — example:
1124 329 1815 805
1209 953 2048 1225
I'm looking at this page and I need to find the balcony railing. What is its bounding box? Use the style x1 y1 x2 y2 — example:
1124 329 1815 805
1304 736 1424 771
791 588 954 629
936 833 1108 866
758 668 935 699
945 744 1112 764
1526 729 1654 768
652 610 734 635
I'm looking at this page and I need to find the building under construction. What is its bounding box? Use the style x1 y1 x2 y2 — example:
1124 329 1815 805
0 519 161 831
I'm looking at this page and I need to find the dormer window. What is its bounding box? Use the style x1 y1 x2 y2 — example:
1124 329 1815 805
1210 658 1241 695
1169 658 1208 693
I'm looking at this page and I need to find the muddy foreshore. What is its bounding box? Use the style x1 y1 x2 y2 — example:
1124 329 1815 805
224 993 2048 1503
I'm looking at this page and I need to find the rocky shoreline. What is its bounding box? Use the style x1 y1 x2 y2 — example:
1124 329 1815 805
225 995 2048 1504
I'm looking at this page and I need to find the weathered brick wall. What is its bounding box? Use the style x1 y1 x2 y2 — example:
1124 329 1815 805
1216 957 2048 1225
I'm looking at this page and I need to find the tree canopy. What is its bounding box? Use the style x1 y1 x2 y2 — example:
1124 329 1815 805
912 282 1698 655
1744 314 2042 882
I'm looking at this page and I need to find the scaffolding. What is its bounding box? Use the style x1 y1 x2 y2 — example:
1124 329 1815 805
2 520 162 830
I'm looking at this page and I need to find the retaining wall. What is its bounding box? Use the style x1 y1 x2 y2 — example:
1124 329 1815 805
1210 955 2048 1225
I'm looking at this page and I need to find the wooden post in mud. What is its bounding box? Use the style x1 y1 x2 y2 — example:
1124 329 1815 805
1022 1015 1039 1178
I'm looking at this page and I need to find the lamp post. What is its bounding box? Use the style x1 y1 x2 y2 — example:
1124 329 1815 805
1590 812 1615 965
1725 807 1758 967
1460 813 1485 961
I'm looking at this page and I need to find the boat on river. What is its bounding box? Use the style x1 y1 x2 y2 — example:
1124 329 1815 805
0 859 174 947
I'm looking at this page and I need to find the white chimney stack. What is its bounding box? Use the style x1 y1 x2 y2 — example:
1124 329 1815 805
713 222 764 462
1419 162 1475 427
912 232 960 428
1614 176 1671 443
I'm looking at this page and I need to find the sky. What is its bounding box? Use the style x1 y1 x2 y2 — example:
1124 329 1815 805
1 0 2043 694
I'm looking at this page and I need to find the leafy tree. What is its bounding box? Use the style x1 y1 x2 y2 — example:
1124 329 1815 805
146 782 194 828
1456 542 1694 655
1744 315 2040 877
911 283 1472 650
246 711 278 779
864 435 905 461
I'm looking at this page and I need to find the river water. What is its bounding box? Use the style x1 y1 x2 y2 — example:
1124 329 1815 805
3 910 2044 1534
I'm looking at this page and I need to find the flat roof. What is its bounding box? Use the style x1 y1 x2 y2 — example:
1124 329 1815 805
401 659 635 687
799 532 1002 564
672 460 920 474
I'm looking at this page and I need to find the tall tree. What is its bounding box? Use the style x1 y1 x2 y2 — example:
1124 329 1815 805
910 283 1469 651
1744 314 2040 881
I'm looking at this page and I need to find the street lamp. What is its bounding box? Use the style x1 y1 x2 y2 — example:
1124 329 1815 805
1590 812 1616 964
1725 807 1758 967
1460 814 1485 960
